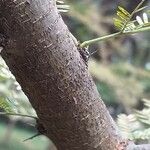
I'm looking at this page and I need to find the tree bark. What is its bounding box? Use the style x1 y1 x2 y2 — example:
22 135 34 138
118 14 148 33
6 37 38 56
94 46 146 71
0 0 149 150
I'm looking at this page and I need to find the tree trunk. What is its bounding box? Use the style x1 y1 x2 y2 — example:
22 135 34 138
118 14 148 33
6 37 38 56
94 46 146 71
0 0 149 150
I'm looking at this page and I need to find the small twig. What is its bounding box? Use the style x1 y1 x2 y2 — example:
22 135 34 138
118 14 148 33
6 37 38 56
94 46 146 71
0 112 37 119
23 133 41 142
80 25 150 48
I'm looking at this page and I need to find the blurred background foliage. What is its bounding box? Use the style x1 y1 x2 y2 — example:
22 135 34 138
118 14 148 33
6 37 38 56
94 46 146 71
0 0 150 149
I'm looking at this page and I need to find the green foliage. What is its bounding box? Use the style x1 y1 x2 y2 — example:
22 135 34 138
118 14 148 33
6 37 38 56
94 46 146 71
71 1 90 14
0 56 36 117
114 6 131 31
81 0 150 47
0 97 14 113
96 81 117 105
89 61 150 107
114 0 150 33
135 99 150 126
143 80 150 93
56 0 69 12
0 123 49 150
117 99 150 141
111 64 133 78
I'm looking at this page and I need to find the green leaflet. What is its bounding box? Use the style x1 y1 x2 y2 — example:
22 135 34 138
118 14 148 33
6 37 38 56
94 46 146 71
56 0 69 12
118 6 131 17
0 97 14 113
114 0 149 32
114 6 131 31
117 99 150 141
133 128 150 140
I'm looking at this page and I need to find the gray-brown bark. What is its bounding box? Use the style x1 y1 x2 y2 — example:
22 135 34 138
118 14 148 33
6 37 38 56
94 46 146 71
0 0 149 150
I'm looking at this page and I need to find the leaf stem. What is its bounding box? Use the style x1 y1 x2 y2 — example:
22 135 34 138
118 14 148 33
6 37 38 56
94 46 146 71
80 32 121 48
80 26 150 47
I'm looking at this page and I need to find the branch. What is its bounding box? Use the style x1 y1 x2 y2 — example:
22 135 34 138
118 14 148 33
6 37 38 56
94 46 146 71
0 112 37 119
0 0 126 149
0 0 149 150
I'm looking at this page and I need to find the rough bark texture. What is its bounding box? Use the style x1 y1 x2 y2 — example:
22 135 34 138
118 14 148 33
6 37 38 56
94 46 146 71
0 0 143 150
